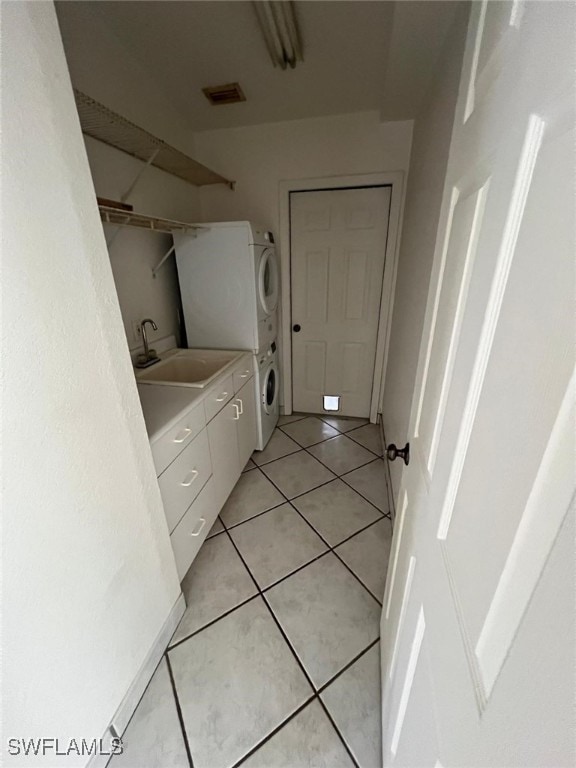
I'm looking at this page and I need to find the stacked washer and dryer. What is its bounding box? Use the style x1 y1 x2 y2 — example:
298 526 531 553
174 222 280 450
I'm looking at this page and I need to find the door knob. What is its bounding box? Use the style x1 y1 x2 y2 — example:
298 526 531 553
386 442 410 466
292 324 301 332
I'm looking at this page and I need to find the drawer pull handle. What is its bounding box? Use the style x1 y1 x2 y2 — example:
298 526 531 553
190 518 206 537
173 428 192 444
181 469 199 487
236 397 244 415
232 403 240 420
240 371 250 378
216 392 228 402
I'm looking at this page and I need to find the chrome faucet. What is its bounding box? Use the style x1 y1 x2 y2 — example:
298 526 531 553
136 318 159 368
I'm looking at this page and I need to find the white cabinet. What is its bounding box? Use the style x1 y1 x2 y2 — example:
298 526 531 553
204 374 234 422
142 353 259 581
170 477 218 580
233 365 253 392
157 429 212 533
207 400 242 509
235 377 258 470
149 402 205 476
205 375 257 510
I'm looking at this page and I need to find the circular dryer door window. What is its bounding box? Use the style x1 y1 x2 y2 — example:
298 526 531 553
262 363 278 414
258 249 279 315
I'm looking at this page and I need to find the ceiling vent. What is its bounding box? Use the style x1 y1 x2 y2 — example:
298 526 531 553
202 83 246 106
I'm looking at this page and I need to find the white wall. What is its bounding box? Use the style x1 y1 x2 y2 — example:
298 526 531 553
381 5 469 504
83 137 201 352
195 111 413 232
2 4 181 764
55 1 195 156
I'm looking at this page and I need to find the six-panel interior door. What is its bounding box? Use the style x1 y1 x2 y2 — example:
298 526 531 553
290 186 391 417
380 2 575 766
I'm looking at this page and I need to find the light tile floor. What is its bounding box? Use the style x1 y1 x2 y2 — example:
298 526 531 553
111 415 393 768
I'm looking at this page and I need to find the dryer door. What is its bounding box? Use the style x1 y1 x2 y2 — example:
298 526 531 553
261 361 278 415
258 248 279 316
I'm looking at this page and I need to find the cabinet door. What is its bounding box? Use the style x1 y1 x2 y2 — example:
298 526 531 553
207 401 241 509
235 377 258 470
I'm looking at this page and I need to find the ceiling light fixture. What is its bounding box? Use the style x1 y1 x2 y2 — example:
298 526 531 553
253 1 303 70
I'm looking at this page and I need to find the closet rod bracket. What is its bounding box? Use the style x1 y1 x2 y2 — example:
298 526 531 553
152 244 176 278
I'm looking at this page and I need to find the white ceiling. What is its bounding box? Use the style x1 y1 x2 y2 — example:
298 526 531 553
57 1 460 132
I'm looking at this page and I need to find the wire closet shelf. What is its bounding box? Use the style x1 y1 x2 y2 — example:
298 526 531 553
75 89 234 189
98 205 205 235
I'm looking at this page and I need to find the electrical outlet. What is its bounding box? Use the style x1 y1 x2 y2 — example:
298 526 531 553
132 320 142 343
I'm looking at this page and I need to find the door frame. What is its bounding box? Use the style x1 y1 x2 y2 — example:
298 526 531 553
279 171 406 422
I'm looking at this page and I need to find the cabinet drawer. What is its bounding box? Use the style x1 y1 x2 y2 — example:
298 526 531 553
170 477 219 581
233 367 253 393
158 428 212 533
150 403 206 476
204 374 234 423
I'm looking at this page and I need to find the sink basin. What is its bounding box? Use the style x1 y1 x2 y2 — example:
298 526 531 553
136 349 245 388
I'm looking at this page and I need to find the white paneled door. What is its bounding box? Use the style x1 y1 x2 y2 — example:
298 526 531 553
381 2 575 767
290 186 391 417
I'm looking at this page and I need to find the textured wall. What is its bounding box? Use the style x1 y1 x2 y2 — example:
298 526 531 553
2 4 181 764
195 112 413 232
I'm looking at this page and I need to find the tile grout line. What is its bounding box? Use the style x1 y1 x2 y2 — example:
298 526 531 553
330 418 385 457
285 499 384 606
230 696 316 768
254 422 389 515
165 654 195 768
173 451 390 648
251 445 302 468
246 460 389 604
316 414 370 432
125 419 386 767
222 526 316 689
222 526 362 768
256 446 389 516
221 496 288 531
103 654 168 768
278 413 308 426
168 593 261 651
167 575 375 767
223 486 388 538
316 694 362 768
239 462 384 613
316 638 380 697
304 450 382 489
258 425 390 597
339 472 390 517
223 501 291 532
330 549 384 606
346 434 385 459
297 445 390 517
276 422 343 449
170 434 384 767
253 462 336 503
260 589 361 768
277 417 383 459
169 515 387 652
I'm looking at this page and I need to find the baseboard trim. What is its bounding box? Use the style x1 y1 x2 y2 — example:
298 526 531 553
379 420 396 524
87 592 186 768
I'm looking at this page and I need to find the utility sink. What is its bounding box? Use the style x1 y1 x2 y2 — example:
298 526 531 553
136 348 245 388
